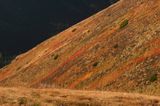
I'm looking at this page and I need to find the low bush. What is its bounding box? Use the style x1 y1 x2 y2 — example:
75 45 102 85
150 73 158 82
93 62 99 67
54 54 59 60
72 28 77 32
120 19 129 29
18 97 27 105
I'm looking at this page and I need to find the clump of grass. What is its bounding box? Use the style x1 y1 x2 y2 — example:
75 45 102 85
113 44 119 49
31 92 40 98
17 66 22 70
54 54 59 60
120 19 129 29
72 28 77 32
18 97 27 105
45 99 53 103
93 62 99 67
150 73 158 82
31 102 41 106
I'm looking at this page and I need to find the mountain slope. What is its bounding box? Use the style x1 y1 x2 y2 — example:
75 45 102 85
0 0 160 95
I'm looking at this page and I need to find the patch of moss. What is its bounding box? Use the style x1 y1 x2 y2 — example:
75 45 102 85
120 19 129 29
150 73 158 82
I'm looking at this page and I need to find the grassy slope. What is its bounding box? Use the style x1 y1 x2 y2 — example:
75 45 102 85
0 0 159 96
0 87 160 106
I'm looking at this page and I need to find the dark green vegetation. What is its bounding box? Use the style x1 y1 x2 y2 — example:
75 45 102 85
150 73 158 82
120 19 129 29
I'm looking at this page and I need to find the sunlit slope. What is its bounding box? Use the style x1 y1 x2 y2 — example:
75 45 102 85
0 0 159 95
0 87 160 106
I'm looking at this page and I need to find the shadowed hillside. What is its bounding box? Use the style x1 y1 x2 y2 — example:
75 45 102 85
0 0 160 96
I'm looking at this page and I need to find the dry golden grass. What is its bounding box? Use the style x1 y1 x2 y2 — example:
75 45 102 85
0 87 160 106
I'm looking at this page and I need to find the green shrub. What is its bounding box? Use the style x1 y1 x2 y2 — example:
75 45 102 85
93 62 99 67
54 54 59 60
150 74 158 82
18 97 27 105
120 19 129 29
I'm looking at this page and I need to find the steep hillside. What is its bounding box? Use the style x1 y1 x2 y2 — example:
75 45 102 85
0 0 160 95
